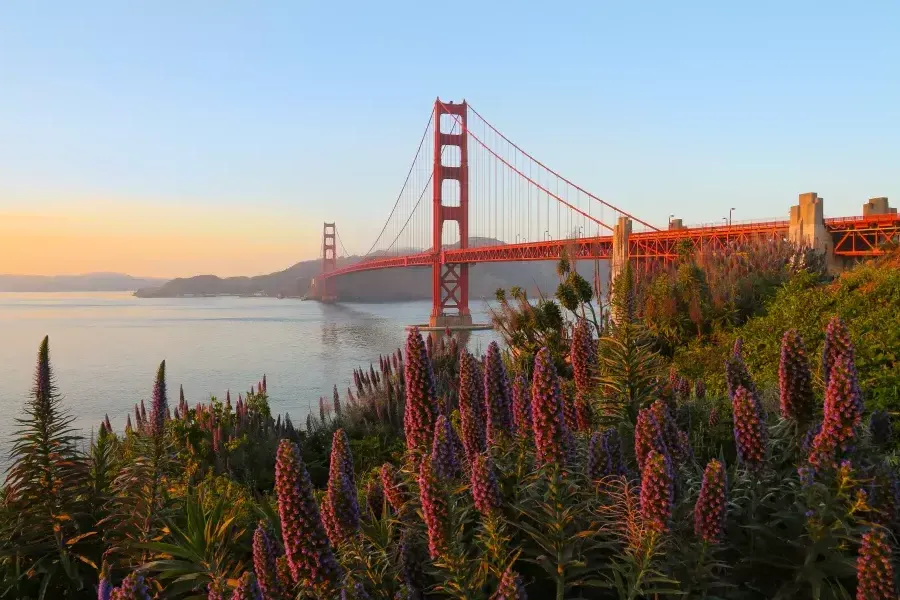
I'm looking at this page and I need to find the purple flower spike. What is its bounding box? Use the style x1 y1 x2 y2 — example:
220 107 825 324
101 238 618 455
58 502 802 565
570 318 595 432
366 478 385 519
491 566 527 599
725 337 761 416
856 528 896 600
253 523 285 600
381 463 404 512
148 360 167 438
109 572 151 600
650 400 688 465
333 385 342 418
404 328 439 461
207 582 226 600
531 347 570 467
822 316 853 388
634 408 668 472
588 427 625 480
471 453 502 516
808 352 863 471
732 386 767 470
484 341 514 445
322 429 360 546
230 571 262 600
432 414 460 480
274 439 342 594
512 374 533 440
98 577 112 600
694 379 706 400
640 450 674 534
418 453 450 560
458 350 487 462
694 459 727 543
779 329 814 423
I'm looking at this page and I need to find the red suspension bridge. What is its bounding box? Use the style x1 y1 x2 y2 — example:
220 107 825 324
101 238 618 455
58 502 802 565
308 98 899 329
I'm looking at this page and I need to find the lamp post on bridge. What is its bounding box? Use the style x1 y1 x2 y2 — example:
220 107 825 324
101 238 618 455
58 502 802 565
729 207 735 227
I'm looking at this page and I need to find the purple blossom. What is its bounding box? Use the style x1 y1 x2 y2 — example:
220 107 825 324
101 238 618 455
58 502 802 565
322 429 360 546
779 329 815 423
491 567 527 599
725 338 760 418
470 453 502 516
856 528 896 600
230 571 262 600
432 414 461 480
365 478 385 519
650 400 689 465
109 572 151 600
732 386 767 470
404 328 439 461
512 374 533 440
333 384 342 418
98 577 112 600
822 316 853 389
252 523 285 600
398 529 428 598
561 385 578 433
588 427 625 480
808 352 863 471
694 379 706 400
531 347 570 467
694 459 727 543
274 439 342 594
381 463 404 512
418 453 450 559
207 582 226 600
570 318 595 431
634 408 668 472
640 450 674 534
149 360 167 438
484 341 514 445
458 350 487 461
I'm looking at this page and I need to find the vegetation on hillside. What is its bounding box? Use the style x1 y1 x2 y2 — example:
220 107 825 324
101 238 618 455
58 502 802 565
1 245 898 599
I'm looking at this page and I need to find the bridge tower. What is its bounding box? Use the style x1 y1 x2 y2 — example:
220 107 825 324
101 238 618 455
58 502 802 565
430 99 473 328
320 222 337 303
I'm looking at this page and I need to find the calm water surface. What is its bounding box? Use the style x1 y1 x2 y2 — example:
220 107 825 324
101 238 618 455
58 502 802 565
0 292 499 459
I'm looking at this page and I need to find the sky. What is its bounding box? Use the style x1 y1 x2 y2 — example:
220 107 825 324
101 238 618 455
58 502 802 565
1 2 898 278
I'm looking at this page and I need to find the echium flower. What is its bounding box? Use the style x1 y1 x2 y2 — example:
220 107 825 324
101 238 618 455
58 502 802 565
725 337 761 415
365 478 385 519
322 429 360 546
207 581 226 600
856 528 896 600
274 439 342 594
512 374 532 440
570 318 595 431
418 453 450 559
484 341 514 445
694 379 706 400
253 523 285 600
230 571 262 600
149 360 167 438
561 386 578 433
333 384 342 418
471 453 502 516
381 463 404 512
822 316 853 388
732 386 767 470
490 566 528 599
458 350 487 461
808 352 863 471
634 408 668 472
432 414 461 480
640 450 674 534
404 328 439 461
398 530 428 598
650 400 687 464
109 572 151 600
531 347 570 467
588 428 625 480
694 459 727 543
779 329 815 423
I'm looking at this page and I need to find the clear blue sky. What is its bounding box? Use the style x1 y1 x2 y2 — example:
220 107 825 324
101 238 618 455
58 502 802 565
1 2 897 276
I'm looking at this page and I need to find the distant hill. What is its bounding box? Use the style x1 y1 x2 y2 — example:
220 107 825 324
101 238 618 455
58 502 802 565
0 273 167 292
136 238 608 301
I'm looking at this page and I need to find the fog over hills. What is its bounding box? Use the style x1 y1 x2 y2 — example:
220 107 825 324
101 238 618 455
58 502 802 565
0 273 167 292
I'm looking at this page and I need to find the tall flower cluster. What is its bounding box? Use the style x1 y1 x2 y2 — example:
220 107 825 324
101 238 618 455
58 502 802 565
404 328 439 460
458 350 487 461
491 567 528 599
149 360 168 438
512 374 532 440
274 439 342 593
418 453 450 559
484 341 514 445
640 450 674 534
725 338 761 416
694 459 727 543
570 318 595 431
822 316 853 388
694 379 706 400
531 347 570 467
399 529 428 597
230 572 262 600
252 523 285 600
365 478 384 519
109 572 151 600
650 400 689 464
322 429 361 546
588 428 625 480
470 453 502 516
856 528 896 600
732 386 767 470
808 353 863 471
381 463 404 512
634 408 668 472
779 329 815 423
432 415 461 480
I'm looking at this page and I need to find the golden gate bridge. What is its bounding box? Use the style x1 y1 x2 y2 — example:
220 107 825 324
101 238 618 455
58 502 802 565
308 98 899 330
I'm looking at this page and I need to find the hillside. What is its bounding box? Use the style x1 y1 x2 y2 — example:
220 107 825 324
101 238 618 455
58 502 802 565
0 273 167 292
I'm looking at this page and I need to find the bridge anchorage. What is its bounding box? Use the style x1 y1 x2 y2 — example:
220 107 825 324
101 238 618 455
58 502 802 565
309 97 900 331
